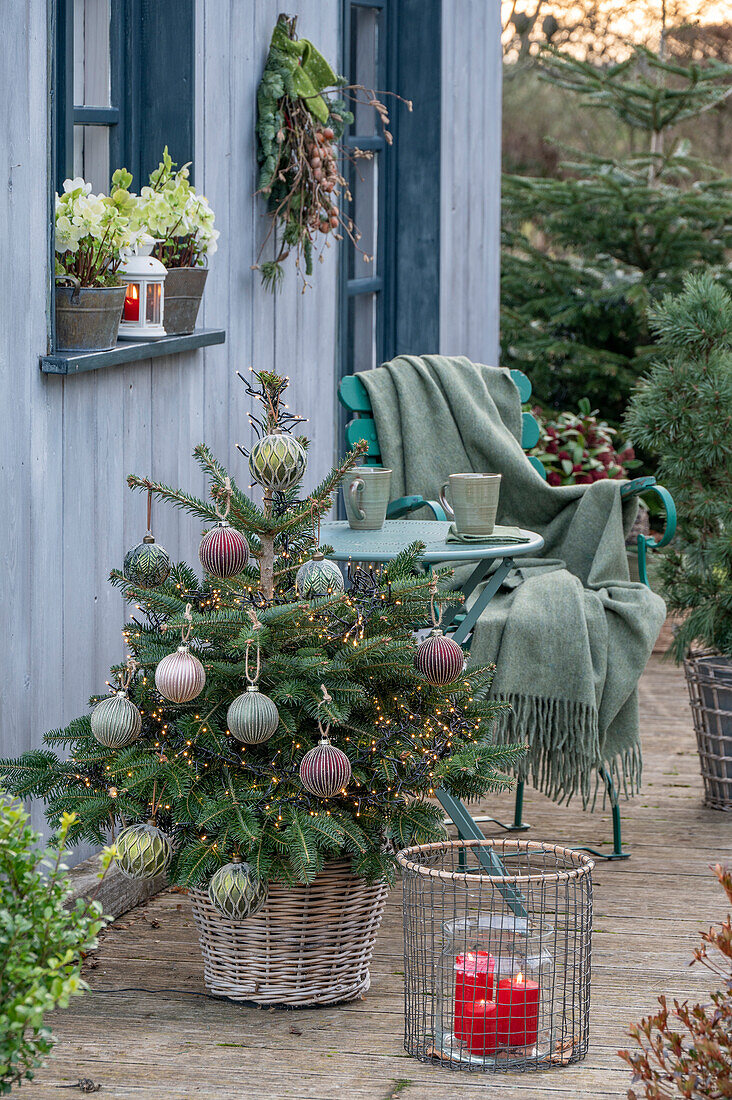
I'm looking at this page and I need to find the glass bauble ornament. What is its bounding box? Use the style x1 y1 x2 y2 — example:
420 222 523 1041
90 690 142 748
155 645 206 703
248 429 307 492
124 533 171 589
414 629 465 686
208 857 268 921
227 686 279 745
199 520 249 579
115 822 172 880
299 734 352 798
296 552 344 598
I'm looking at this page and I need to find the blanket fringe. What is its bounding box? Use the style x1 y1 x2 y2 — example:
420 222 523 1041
491 694 642 810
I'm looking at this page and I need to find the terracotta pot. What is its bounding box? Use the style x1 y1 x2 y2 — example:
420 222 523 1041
162 266 208 335
55 284 126 352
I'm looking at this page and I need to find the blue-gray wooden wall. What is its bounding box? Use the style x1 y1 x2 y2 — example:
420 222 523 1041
0 0 501 838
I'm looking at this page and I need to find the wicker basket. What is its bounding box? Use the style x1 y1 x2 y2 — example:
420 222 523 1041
189 859 388 1006
684 653 732 811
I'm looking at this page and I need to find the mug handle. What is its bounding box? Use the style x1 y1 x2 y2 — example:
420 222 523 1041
349 477 366 520
438 481 454 519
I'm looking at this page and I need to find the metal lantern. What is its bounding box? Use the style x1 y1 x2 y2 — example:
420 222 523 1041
119 253 167 340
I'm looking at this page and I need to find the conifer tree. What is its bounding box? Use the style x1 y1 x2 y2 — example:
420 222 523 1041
502 45 732 424
0 373 520 891
623 273 732 660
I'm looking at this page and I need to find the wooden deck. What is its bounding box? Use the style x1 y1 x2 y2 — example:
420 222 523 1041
25 655 728 1099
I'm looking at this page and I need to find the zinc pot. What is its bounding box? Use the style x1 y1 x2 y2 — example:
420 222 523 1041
162 266 208 335
55 284 126 352
189 859 388 1006
684 653 732 810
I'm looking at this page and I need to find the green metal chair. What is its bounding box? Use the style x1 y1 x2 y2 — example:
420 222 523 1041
338 367 677 860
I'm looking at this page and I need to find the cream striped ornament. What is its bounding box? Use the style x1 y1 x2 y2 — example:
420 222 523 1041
414 629 465 686
155 645 206 703
199 521 249 579
227 686 279 745
299 735 352 798
90 690 142 748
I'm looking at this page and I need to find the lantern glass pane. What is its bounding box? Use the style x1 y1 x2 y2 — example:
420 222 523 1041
124 283 140 322
146 282 161 324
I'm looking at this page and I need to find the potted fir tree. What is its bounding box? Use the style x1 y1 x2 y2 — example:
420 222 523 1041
130 148 219 335
54 177 133 351
624 273 732 810
1 372 519 1007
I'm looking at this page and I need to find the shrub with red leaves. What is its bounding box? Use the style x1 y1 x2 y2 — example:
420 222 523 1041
530 397 640 487
619 864 732 1099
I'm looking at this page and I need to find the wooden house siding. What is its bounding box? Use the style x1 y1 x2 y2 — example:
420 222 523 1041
0 0 501 841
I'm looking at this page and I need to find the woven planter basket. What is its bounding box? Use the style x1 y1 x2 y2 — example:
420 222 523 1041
189 859 388 1006
684 653 732 811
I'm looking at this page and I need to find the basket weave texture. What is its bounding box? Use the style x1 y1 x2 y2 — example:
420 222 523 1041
684 653 732 811
189 859 388 1005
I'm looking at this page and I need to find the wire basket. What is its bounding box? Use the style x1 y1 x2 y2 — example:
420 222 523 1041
189 859 388 1006
684 654 732 811
397 839 593 1073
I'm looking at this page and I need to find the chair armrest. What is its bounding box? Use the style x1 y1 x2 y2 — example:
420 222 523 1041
387 495 448 521
621 478 677 588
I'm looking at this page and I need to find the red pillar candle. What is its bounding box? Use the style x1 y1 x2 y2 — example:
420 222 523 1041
124 283 140 321
454 952 494 1040
496 971 540 1047
461 999 499 1055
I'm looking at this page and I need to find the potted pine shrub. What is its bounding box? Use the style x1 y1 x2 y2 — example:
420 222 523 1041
54 177 133 351
624 273 732 810
131 148 219 335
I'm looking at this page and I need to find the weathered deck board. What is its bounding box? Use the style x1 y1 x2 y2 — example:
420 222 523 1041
23 655 728 1099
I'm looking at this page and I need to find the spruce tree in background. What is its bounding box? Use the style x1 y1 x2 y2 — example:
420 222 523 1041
623 273 732 660
501 45 732 425
0 372 519 895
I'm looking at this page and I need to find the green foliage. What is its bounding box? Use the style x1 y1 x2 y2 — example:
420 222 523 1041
0 803 104 1094
501 45 732 426
531 397 640 486
1 372 519 890
623 274 732 659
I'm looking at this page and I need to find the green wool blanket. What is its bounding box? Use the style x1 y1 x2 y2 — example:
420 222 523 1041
358 355 666 806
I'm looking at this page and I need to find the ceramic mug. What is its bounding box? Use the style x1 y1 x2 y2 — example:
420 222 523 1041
438 473 502 536
344 466 392 530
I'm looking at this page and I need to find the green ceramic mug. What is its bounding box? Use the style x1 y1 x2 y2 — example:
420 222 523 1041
344 466 393 530
438 473 502 536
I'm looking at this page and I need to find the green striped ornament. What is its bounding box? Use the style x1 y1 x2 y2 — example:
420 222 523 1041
227 686 279 744
90 690 142 748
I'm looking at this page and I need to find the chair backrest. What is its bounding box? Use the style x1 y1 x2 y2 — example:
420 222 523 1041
338 367 546 479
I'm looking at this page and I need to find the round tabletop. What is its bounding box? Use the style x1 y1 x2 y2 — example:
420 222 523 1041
320 520 544 564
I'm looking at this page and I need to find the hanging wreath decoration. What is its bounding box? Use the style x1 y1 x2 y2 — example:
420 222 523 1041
255 13 411 291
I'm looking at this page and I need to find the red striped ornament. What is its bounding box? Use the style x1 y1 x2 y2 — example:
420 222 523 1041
155 645 206 703
414 629 465 686
199 521 249 579
299 735 352 798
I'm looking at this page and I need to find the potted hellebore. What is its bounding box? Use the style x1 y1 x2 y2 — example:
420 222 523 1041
54 177 134 351
131 149 219 335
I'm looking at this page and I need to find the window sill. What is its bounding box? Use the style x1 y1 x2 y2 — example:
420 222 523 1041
40 328 226 375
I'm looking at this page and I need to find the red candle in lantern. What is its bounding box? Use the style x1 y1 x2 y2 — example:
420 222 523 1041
461 998 499 1055
124 283 140 321
496 971 540 1047
454 952 494 1040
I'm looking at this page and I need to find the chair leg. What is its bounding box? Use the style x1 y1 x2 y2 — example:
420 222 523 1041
448 779 531 834
573 766 631 861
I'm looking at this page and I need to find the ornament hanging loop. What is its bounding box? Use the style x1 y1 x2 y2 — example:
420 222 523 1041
428 576 442 629
215 476 233 521
146 487 153 536
181 603 194 645
119 655 138 693
317 683 332 739
245 637 261 687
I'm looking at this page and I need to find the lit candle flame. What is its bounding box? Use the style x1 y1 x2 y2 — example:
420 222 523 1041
515 971 524 985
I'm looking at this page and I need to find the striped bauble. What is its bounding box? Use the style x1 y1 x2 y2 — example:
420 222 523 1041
90 690 142 748
199 521 249 579
227 686 279 745
414 629 465 686
299 736 352 798
115 822 172 880
124 534 171 589
296 552 344 598
155 645 206 703
208 858 267 921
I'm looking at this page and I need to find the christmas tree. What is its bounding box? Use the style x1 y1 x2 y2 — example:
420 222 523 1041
501 44 732 425
623 273 732 660
1 372 519 911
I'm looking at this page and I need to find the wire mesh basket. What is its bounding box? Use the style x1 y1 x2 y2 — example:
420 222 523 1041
684 654 732 811
397 839 593 1073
